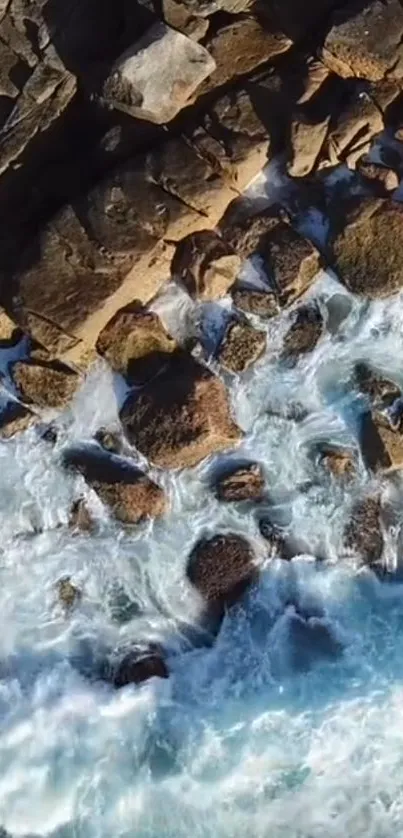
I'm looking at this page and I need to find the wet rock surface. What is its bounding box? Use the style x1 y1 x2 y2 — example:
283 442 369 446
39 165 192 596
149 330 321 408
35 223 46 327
12 359 79 409
112 648 169 687
281 303 324 362
187 533 257 610
217 320 267 374
214 462 265 502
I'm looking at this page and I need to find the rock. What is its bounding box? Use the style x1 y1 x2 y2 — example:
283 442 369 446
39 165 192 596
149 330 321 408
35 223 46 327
287 612 342 670
231 287 279 318
102 22 215 124
0 307 22 347
319 445 356 478
63 447 167 525
94 428 123 455
12 359 79 409
187 533 257 609
0 398 36 439
57 576 81 610
217 320 266 374
113 648 169 687
265 0 340 41
323 0 403 83
356 158 400 194
96 301 177 384
323 292 352 335
221 211 321 307
199 17 291 94
359 410 403 473
171 231 241 300
287 114 330 178
120 354 241 469
258 519 291 557
331 199 403 298
214 462 265 502
354 362 401 408
162 0 209 39
343 494 384 566
281 303 324 362
69 498 95 533
319 84 386 169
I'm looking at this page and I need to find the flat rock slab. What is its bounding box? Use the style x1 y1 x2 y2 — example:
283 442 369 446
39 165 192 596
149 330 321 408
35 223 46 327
120 354 242 469
102 22 216 124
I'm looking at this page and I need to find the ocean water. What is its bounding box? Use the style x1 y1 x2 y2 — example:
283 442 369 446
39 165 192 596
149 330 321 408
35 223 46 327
2 269 403 838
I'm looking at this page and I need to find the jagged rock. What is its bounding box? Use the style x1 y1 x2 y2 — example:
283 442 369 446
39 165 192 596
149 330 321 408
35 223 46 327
64 447 166 525
356 158 400 194
57 576 81 609
221 211 321 307
12 359 79 409
69 498 95 533
94 427 123 455
0 307 22 346
359 410 403 473
113 647 169 687
217 320 266 373
319 445 356 478
120 354 241 468
162 0 209 39
187 533 257 609
331 199 403 298
0 397 36 439
231 287 279 318
287 115 330 178
281 303 324 361
171 231 241 300
287 612 342 670
258 518 290 557
354 362 400 408
96 301 177 384
343 494 384 566
214 462 265 502
265 0 341 41
102 22 215 124
199 17 291 94
319 84 387 169
323 0 403 83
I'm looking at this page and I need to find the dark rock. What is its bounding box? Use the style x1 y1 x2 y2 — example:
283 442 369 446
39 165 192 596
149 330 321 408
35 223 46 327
94 427 123 455
359 410 403 473
120 354 242 469
12 359 79 409
187 533 257 609
217 320 266 374
343 494 384 565
214 462 265 502
231 287 279 318
69 497 95 533
324 292 352 335
354 362 401 408
64 447 166 525
57 576 81 609
0 398 36 439
287 612 342 670
281 302 324 361
171 230 241 300
96 300 177 384
0 307 22 347
113 648 169 687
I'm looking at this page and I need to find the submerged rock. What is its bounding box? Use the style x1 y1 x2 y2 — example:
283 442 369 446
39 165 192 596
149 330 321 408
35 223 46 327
0 399 36 439
112 648 169 687
214 462 265 502
57 576 81 610
12 359 79 409
359 410 403 473
187 533 257 610
217 320 267 374
354 362 401 408
69 498 95 533
281 303 324 362
120 354 241 469
287 612 343 670
317 444 356 479
343 494 384 566
64 448 166 525
96 301 177 385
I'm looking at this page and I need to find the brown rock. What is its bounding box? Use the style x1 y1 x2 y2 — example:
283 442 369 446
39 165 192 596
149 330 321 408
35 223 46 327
113 648 169 687
69 498 95 533
288 115 331 178
217 320 266 373
57 576 81 610
356 159 400 194
354 362 400 408
319 87 385 169
231 287 279 318
162 0 209 39
323 0 403 83
319 445 356 478
12 359 79 409
281 303 324 361
0 398 36 439
359 410 403 473
96 301 177 384
64 448 167 525
187 533 257 608
0 307 22 347
214 462 265 502
120 354 242 469
343 494 383 566
331 199 403 298
171 231 241 300
94 428 123 455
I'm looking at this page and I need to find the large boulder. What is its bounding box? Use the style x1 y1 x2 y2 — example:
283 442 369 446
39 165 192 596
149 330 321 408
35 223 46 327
96 301 177 384
343 494 384 566
120 354 242 469
217 320 267 374
63 447 167 525
102 22 215 124
323 0 403 82
187 533 257 609
331 199 403 298
12 359 79 409
171 231 241 300
231 287 278 318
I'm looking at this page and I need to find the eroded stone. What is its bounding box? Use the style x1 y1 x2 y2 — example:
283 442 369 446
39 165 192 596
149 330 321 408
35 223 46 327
12 359 79 409
217 320 267 373
187 533 257 609
214 462 265 502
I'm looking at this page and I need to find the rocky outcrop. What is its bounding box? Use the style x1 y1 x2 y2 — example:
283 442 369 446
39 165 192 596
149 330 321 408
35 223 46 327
112 647 169 687
187 533 257 610
63 447 166 525
217 320 266 374
12 358 79 409
171 231 241 300
354 363 401 408
120 354 241 469
343 494 384 566
96 301 177 384
231 287 279 318
0 307 22 346
319 445 356 479
214 462 265 502
331 199 403 298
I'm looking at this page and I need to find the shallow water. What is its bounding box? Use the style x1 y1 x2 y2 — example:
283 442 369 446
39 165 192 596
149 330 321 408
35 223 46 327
2 269 403 837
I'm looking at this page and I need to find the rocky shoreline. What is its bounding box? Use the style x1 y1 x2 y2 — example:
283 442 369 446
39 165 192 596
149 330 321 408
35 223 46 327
1 0 403 687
